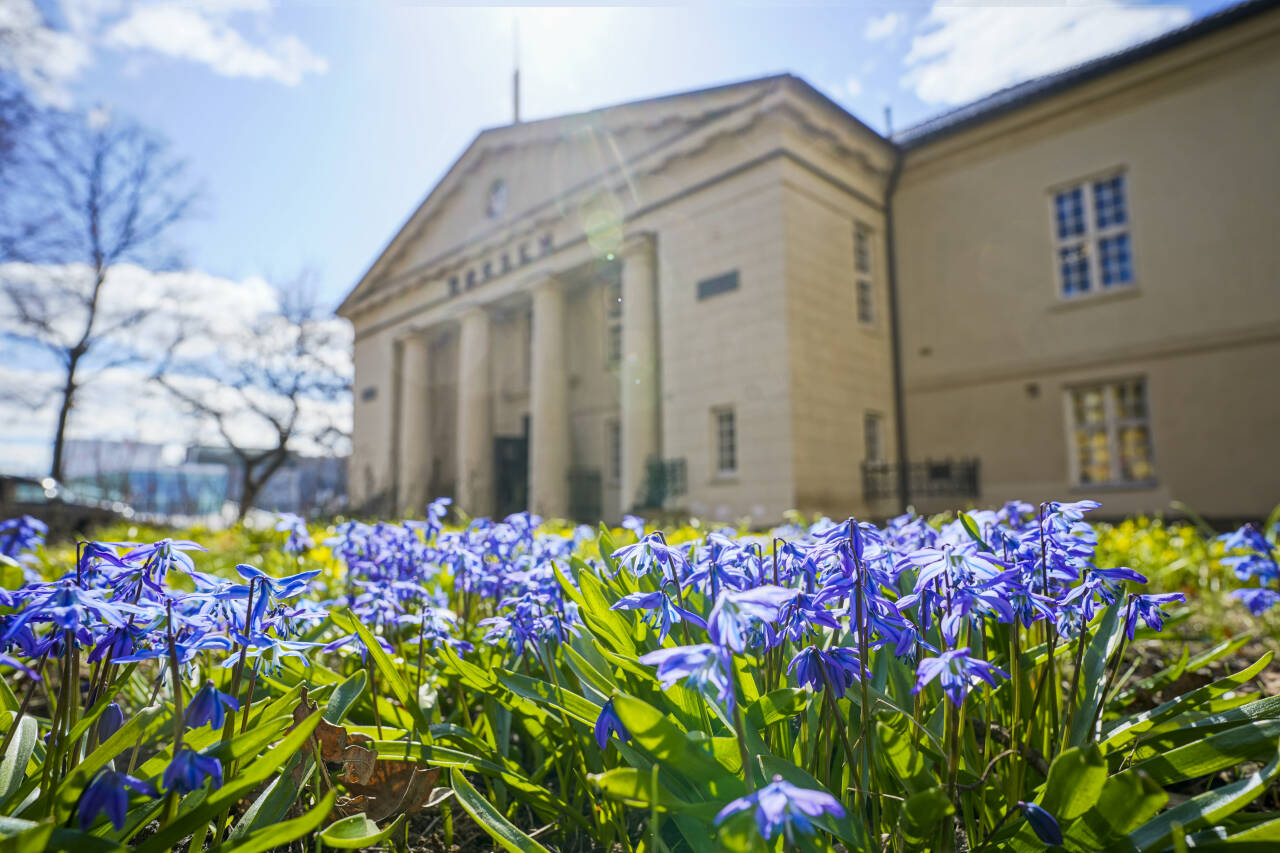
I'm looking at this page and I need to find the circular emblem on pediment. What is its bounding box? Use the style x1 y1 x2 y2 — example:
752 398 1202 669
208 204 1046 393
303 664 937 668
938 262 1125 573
486 178 508 219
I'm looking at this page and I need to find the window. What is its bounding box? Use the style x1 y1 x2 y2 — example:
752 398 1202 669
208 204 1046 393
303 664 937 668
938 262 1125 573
1052 171 1134 297
606 420 621 485
864 411 884 463
448 276 459 296
713 408 737 477
697 271 739 301
854 224 875 325
465 269 476 290
1067 378 1155 485
856 280 875 325
605 323 622 368
540 233 553 254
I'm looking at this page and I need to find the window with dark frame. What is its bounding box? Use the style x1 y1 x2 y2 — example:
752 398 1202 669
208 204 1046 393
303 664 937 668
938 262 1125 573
864 411 884 463
713 407 737 477
1067 378 1155 485
855 224 875 325
606 420 621 485
697 271 739 301
1052 171 1134 297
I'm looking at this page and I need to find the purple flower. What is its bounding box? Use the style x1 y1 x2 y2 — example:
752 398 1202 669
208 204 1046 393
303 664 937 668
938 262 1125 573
611 590 705 643
3 580 141 640
274 513 314 553
0 515 47 559
185 680 241 729
1231 588 1280 616
1017 801 1063 846
594 698 630 749
639 643 735 710
715 774 845 841
98 703 125 742
78 770 158 830
163 748 223 795
1124 592 1186 640
611 533 689 581
707 585 799 652
913 647 1008 707
788 646 864 697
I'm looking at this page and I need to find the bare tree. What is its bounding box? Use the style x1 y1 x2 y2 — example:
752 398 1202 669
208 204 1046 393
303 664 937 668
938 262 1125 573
154 277 351 522
0 109 195 480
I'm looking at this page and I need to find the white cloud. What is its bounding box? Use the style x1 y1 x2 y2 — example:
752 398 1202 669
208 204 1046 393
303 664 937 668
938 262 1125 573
904 0 1192 106
865 11 902 41
1 0 327 106
0 0 94 107
0 262 351 475
105 4 327 86
845 76 863 98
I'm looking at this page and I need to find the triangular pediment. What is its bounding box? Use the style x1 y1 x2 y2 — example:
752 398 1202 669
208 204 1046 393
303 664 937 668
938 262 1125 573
339 74 797 315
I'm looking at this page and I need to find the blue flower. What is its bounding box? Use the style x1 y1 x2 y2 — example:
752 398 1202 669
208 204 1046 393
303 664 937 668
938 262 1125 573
185 680 240 729
98 703 125 741
787 646 864 697
2 580 142 640
715 775 845 842
274 514 314 553
1124 592 1186 640
0 515 47 559
1017 801 1064 846
594 698 630 749
78 770 158 830
163 748 223 795
639 643 735 710
1231 588 1280 616
611 533 689 582
222 564 321 632
913 647 1008 707
707 585 798 652
611 590 705 643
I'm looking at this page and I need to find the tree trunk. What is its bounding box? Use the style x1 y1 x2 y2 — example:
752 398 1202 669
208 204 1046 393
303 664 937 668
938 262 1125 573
49 352 82 482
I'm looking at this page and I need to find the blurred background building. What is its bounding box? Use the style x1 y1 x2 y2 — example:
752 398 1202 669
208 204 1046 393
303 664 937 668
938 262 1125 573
334 0 1276 524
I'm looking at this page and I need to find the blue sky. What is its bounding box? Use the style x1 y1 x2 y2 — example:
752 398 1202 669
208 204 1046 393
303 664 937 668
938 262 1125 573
11 1 1235 308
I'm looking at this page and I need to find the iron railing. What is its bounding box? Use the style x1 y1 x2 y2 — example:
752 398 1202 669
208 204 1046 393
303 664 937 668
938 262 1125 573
633 457 687 510
862 458 980 501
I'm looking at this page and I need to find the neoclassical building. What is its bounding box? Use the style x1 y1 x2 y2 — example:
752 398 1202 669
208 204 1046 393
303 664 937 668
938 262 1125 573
339 0 1280 523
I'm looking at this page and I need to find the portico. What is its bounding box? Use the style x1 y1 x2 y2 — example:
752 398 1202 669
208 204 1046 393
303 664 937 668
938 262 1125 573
388 234 660 520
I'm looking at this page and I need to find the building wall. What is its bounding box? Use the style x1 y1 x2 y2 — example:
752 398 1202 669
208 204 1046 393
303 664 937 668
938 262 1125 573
643 158 795 524
350 336 396 506
779 154 897 520
895 17 1280 517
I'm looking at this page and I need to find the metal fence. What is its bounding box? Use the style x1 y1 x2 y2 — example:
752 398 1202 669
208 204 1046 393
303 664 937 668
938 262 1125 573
862 458 981 502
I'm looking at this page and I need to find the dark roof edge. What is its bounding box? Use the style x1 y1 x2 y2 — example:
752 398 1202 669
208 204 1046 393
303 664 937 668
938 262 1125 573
897 0 1280 149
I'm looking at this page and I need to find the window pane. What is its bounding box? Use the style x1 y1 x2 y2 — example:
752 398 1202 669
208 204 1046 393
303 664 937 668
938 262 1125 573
606 323 622 367
1075 428 1111 484
856 280 874 324
864 412 883 462
1093 175 1127 228
1119 424 1154 481
716 410 736 474
1055 187 1086 239
1098 233 1133 288
1059 245 1091 295
854 226 871 273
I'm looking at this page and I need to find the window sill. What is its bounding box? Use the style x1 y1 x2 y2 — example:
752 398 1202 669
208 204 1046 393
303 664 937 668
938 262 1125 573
1071 479 1158 493
710 474 739 486
1051 284 1141 312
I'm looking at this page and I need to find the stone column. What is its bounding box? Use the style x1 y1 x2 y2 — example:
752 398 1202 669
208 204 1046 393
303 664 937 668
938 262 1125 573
456 307 493 517
397 332 431 514
619 234 659 511
528 277 569 518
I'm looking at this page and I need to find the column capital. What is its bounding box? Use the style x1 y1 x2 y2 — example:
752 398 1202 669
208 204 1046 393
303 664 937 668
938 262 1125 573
618 231 656 260
527 271 566 296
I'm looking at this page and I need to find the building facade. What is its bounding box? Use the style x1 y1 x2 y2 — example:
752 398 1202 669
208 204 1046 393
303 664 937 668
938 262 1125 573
339 0 1280 523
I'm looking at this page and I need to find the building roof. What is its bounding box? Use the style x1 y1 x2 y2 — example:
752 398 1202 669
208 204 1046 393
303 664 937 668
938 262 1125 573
895 0 1279 148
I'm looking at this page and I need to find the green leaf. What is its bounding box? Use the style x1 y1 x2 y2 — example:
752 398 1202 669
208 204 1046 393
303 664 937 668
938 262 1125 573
959 513 991 550
209 790 335 853
1064 769 1168 849
1068 598 1123 747
1041 744 1107 821
335 609 433 734
497 670 602 726
588 768 712 816
1128 743 1280 851
1104 652 1275 748
1126 719 1280 785
610 694 741 793
133 708 323 853
0 817 55 853
55 704 167 815
0 713 37 808
450 767 552 853
318 812 405 849
901 787 953 844
744 688 805 729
